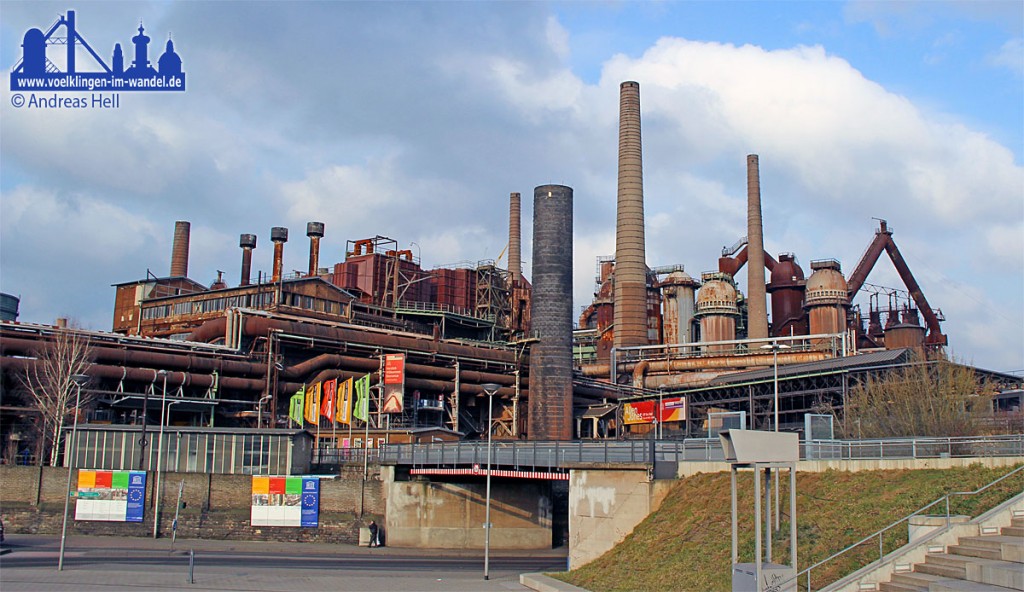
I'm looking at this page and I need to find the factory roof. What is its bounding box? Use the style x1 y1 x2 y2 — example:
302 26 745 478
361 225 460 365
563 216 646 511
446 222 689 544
706 348 912 386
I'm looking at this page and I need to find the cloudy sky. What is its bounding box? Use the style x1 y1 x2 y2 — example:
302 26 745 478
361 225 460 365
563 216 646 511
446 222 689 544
1 1 1021 373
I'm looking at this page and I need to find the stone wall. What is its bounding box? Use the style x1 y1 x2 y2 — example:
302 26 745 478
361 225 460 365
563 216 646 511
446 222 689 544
0 464 385 544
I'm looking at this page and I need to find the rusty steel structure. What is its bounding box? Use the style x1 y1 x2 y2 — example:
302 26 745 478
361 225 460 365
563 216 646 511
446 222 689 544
846 219 947 349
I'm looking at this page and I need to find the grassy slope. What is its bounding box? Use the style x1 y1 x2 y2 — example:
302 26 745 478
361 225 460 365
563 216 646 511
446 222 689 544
558 464 1022 592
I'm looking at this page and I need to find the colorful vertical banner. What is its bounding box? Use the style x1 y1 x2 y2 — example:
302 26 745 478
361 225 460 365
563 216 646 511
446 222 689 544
382 353 405 414
289 387 305 426
320 379 337 421
336 378 353 425
250 476 319 527
75 470 146 522
353 374 370 422
304 382 321 424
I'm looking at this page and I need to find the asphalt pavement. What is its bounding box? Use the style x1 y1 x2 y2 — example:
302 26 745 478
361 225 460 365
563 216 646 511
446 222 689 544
0 534 571 592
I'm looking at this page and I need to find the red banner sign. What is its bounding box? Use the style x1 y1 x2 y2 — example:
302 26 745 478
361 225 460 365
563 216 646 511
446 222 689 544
382 353 405 413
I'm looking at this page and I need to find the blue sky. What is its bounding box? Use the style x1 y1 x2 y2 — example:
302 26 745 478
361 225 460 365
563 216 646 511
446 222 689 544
1 1 1021 373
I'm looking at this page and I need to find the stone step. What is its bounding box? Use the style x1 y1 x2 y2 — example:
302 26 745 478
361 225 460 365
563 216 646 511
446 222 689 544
924 553 973 570
891 570 950 589
878 581 926 592
948 543 1003 561
959 535 1024 563
1001 525 1024 538
929 578 1023 592
915 561 966 580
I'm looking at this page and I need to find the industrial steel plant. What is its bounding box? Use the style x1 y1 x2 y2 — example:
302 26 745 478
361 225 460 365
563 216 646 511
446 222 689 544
1 81 1019 469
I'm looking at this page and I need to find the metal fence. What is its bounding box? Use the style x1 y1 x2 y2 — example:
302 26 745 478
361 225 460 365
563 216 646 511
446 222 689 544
376 434 1024 471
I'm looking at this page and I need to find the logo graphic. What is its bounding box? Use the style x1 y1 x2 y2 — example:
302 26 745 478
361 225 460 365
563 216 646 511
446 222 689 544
10 9 185 93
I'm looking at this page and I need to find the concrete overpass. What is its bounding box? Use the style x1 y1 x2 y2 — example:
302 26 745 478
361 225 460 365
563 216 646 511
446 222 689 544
377 435 1024 568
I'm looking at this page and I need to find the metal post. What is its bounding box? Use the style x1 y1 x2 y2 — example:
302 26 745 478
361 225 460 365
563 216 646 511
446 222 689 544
138 381 152 470
154 370 168 538
765 467 772 563
754 464 762 592
730 466 738 564
58 374 89 571
188 549 195 584
481 383 501 581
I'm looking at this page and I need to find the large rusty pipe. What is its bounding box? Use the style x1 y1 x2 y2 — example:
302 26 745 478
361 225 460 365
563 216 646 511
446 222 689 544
0 335 265 377
579 350 828 376
1 357 266 391
281 352 525 386
170 221 190 278
240 234 256 286
746 155 768 339
508 192 522 283
193 316 521 366
307 222 324 277
613 81 649 348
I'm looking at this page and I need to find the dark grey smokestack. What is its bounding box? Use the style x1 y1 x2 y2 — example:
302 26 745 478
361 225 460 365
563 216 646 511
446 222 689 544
746 154 769 339
271 227 288 283
170 221 191 278
508 192 522 283
613 81 648 348
306 221 324 276
239 234 256 286
529 184 573 441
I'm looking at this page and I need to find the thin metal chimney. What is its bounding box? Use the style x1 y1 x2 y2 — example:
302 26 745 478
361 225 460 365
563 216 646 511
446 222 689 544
306 222 325 276
746 154 769 339
170 221 190 278
271 227 288 283
613 81 648 349
508 192 522 283
239 233 256 286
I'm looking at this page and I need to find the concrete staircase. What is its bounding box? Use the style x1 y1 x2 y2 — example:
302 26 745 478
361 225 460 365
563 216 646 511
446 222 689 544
880 513 1024 592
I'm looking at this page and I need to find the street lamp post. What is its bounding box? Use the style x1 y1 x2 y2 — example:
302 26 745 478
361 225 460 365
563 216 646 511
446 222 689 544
153 370 168 538
58 373 89 571
480 382 501 581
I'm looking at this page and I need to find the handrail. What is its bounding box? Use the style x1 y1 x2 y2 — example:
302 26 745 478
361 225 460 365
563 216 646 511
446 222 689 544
794 463 1024 591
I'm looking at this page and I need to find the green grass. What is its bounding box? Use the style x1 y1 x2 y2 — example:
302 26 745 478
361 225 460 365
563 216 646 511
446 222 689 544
556 464 1022 592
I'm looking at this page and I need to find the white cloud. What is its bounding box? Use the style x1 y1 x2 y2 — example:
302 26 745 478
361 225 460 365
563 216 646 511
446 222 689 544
987 37 1024 76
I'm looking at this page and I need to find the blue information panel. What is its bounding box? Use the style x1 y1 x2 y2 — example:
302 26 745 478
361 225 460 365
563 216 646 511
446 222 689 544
300 477 319 528
126 471 147 522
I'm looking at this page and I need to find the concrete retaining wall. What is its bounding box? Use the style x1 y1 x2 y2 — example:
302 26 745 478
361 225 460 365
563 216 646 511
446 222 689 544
386 477 552 549
0 464 385 544
568 468 673 569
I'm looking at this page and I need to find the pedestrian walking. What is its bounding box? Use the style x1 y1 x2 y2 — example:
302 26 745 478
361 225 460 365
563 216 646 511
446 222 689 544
368 520 378 547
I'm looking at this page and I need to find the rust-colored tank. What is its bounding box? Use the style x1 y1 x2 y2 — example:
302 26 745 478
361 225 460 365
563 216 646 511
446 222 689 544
805 260 848 342
662 270 699 344
884 323 926 350
696 275 738 351
767 253 807 337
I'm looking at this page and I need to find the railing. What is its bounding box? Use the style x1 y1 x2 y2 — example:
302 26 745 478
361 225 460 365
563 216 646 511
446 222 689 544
381 440 658 471
376 435 1024 471
311 447 381 466
794 463 1024 591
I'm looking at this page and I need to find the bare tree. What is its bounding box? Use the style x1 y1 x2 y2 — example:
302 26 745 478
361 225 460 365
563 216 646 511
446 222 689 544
838 356 993 438
20 326 94 466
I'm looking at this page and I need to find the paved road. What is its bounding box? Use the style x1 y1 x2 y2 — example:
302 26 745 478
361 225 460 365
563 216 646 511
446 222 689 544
0 535 569 591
